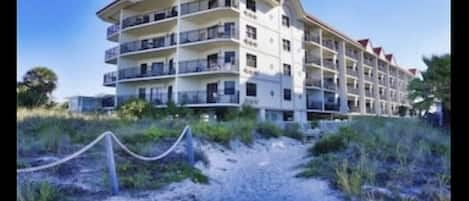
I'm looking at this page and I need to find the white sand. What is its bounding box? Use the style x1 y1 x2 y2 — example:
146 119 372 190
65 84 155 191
104 137 343 201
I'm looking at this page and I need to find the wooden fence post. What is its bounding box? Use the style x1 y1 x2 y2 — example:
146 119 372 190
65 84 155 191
185 127 195 166
104 134 119 195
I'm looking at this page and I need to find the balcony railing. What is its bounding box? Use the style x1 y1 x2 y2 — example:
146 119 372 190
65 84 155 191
322 39 336 51
305 79 321 88
306 101 322 110
345 49 360 60
120 34 176 54
364 59 374 67
181 0 238 16
378 79 386 85
117 94 171 106
324 81 337 91
346 69 359 77
366 107 375 114
378 64 386 72
105 46 119 61
349 105 360 113
365 90 374 97
347 86 359 95
122 6 178 29
178 58 238 74
325 103 340 111
379 93 386 100
178 90 239 104
118 64 176 80
180 25 238 45
305 56 321 66
364 75 373 82
103 72 117 85
304 34 320 44
107 23 120 38
322 59 337 70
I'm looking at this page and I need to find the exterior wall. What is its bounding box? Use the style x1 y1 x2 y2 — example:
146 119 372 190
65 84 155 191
99 0 415 121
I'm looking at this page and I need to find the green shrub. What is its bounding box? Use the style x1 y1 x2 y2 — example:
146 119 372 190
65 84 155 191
117 99 152 119
143 125 180 141
310 120 320 128
239 104 257 120
256 121 282 138
335 160 363 198
18 181 63 201
192 122 232 145
284 123 304 141
231 120 255 145
310 134 346 156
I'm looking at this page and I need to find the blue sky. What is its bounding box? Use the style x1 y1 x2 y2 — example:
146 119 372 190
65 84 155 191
17 0 450 102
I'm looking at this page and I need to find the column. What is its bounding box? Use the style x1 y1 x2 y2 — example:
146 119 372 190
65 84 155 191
337 41 348 113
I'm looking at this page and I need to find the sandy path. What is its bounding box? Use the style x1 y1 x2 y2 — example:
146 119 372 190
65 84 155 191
104 137 342 201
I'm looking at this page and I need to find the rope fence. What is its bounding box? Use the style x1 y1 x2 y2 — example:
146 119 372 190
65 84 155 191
17 125 195 195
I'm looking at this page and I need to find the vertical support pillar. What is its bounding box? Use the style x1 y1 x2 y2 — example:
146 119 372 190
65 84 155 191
105 134 119 196
185 128 195 166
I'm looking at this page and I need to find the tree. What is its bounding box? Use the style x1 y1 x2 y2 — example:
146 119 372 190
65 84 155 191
407 54 450 117
17 67 58 107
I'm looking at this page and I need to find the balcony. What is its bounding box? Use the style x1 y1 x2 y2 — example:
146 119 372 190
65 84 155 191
349 105 360 113
391 83 398 89
366 107 375 114
322 59 337 70
346 69 359 77
325 103 340 111
364 75 373 82
105 46 119 64
179 25 238 46
378 64 386 72
378 79 386 86
103 72 117 87
347 86 359 95
345 49 360 60
305 56 321 66
305 78 321 88
107 23 120 41
304 34 320 44
324 81 337 91
122 6 178 30
120 34 176 55
322 39 337 52
365 90 374 97
117 94 171 106
118 64 176 81
379 93 386 100
306 101 322 110
364 59 374 67
181 0 238 16
178 90 239 105
178 57 239 75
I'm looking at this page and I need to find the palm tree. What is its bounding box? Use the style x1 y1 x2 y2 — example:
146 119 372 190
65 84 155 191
17 67 58 107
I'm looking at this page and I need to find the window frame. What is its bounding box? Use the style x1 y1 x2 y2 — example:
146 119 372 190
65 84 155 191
246 82 257 97
283 64 291 76
282 39 291 51
283 88 292 101
282 15 290 27
246 53 257 68
246 0 256 12
246 25 257 40
224 81 235 95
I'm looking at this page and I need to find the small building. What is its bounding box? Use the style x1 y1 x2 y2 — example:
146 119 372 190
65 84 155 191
67 95 115 113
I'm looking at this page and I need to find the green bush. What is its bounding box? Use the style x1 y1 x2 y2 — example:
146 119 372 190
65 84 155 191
117 99 152 119
239 104 257 120
284 123 304 141
256 122 282 138
231 120 255 145
143 125 180 141
18 181 63 201
310 120 320 128
310 134 346 156
192 122 232 145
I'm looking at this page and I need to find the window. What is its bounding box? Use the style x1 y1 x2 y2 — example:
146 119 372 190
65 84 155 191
224 81 235 95
283 64 291 76
282 39 291 51
246 53 257 68
246 82 257 97
246 25 257 40
247 0 256 12
284 89 291 100
283 111 294 121
138 88 146 99
224 51 236 64
282 15 290 27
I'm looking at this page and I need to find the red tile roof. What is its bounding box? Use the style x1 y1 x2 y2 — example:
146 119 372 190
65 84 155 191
373 47 382 55
385 54 394 62
357 39 370 47
408 68 418 76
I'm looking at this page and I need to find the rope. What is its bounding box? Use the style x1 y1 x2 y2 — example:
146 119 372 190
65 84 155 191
110 126 190 161
17 126 190 173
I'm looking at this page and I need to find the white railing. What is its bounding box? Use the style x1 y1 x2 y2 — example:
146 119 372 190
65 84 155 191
17 126 194 196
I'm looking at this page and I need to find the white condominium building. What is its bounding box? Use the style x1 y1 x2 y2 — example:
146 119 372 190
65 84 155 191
98 0 414 122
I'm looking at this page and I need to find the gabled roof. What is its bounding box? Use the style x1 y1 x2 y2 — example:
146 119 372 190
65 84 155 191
358 39 375 54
